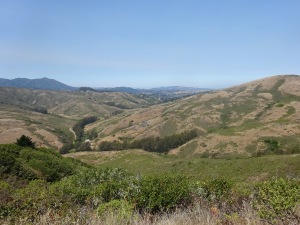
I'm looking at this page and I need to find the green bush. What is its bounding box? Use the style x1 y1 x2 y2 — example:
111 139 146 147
19 148 75 182
201 178 233 202
0 144 85 182
133 174 192 212
97 199 134 221
0 181 12 218
53 168 132 206
254 178 300 220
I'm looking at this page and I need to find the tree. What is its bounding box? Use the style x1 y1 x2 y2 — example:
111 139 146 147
77 142 92 151
15 135 36 149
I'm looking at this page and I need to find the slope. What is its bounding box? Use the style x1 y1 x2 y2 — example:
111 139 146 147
0 87 160 149
88 75 300 157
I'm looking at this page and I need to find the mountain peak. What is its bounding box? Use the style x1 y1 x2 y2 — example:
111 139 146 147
0 77 76 91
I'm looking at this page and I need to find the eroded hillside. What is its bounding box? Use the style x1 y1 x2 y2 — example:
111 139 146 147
88 75 300 157
0 88 160 149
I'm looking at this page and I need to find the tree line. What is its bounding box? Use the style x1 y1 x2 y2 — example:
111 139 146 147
98 129 198 153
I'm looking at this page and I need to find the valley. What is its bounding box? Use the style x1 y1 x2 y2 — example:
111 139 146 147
1 75 300 224
1 75 300 158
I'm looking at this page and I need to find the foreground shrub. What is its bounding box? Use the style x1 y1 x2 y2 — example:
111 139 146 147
201 178 233 202
193 179 233 201
254 178 300 220
97 199 135 221
52 167 133 206
134 174 192 213
6 179 69 223
0 181 12 219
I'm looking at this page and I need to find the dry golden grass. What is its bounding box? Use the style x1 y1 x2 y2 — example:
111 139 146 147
1 202 277 225
90 75 300 156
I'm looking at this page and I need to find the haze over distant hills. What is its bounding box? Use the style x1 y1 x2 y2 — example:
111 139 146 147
0 77 210 97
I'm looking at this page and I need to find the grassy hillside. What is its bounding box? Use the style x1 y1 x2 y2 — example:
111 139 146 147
66 149 300 183
89 75 300 157
1 144 299 224
0 144 88 182
0 87 160 118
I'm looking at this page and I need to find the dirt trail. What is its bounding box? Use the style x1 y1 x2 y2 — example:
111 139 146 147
69 127 77 140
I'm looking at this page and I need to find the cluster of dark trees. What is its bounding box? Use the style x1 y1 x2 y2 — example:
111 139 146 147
72 116 97 141
98 129 198 153
60 116 97 154
32 107 48 114
15 135 36 149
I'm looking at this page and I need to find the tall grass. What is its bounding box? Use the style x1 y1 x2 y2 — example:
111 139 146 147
1 202 267 225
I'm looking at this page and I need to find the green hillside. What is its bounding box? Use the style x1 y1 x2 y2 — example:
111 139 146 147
0 144 88 182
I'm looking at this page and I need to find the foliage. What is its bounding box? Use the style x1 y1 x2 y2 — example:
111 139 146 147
131 130 198 153
0 144 86 182
0 181 12 218
1 162 300 224
98 140 124 151
133 174 192 212
263 139 281 154
15 135 36 149
97 199 135 221
59 142 74 154
86 129 98 140
254 178 300 220
98 129 198 153
52 167 132 205
200 178 233 202
77 142 92 152
33 107 48 114
72 116 97 142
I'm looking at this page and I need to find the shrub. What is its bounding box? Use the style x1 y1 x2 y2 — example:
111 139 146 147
133 174 192 212
254 178 300 220
97 199 134 221
53 168 132 206
0 181 12 218
77 142 92 152
201 178 233 202
19 148 75 182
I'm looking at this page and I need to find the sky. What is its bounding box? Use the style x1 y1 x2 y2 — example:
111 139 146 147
0 0 299 88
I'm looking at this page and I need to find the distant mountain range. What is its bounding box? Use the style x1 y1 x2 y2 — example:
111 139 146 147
0 77 76 91
0 77 211 98
97 86 210 94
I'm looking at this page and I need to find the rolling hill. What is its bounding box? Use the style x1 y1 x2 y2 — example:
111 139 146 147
87 75 300 157
0 87 161 149
1 74 300 157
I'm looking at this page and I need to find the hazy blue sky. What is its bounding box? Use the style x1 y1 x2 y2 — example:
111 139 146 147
0 0 299 88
